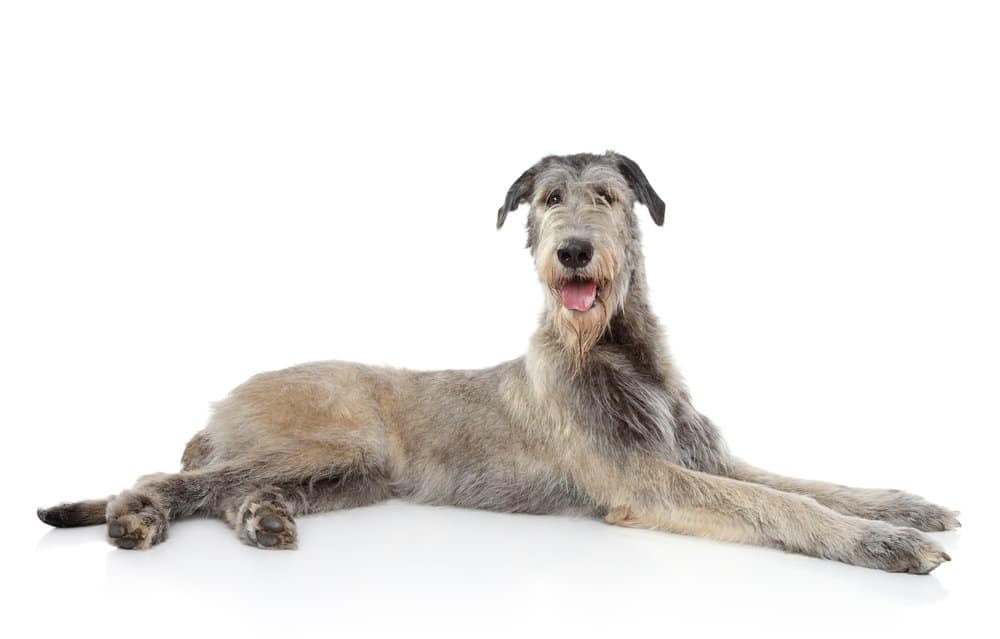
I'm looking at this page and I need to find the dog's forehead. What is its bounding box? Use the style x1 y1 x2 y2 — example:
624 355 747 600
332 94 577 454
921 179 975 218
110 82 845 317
534 155 628 193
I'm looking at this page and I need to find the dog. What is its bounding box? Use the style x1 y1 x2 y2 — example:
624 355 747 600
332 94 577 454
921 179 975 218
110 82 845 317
37 152 958 572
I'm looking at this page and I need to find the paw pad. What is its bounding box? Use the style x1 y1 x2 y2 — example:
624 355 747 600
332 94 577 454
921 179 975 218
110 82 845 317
105 491 168 550
240 501 297 550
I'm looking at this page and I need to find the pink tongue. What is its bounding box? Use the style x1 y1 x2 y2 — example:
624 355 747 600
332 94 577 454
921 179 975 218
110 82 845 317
560 280 597 311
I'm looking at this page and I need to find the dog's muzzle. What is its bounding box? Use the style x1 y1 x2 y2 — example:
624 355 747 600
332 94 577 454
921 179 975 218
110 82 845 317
554 239 598 312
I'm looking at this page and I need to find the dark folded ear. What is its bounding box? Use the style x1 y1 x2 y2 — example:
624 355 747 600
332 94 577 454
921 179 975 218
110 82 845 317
615 154 665 226
497 166 537 229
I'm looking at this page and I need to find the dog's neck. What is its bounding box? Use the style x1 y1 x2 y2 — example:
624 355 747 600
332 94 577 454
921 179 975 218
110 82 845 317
602 262 673 381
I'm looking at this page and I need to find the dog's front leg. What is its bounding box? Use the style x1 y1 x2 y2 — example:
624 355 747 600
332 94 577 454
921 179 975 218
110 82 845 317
720 459 960 532
602 459 950 573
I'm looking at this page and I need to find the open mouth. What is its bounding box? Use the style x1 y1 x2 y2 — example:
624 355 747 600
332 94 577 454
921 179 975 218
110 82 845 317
560 278 598 312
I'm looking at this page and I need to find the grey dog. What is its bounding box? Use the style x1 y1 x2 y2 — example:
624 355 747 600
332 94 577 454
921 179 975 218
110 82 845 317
38 152 958 573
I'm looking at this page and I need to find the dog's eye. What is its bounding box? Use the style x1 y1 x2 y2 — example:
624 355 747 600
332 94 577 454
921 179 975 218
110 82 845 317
545 191 562 207
596 188 615 205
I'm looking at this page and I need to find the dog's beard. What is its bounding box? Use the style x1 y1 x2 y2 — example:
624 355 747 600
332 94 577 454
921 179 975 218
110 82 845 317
536 240 623 367
540 269 618 367
550 291 611 366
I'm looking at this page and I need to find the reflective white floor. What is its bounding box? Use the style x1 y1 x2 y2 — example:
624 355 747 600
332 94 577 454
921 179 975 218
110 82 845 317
23 497 984 638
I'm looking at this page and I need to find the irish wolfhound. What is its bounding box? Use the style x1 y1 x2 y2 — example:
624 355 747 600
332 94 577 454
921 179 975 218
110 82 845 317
38 152 958 573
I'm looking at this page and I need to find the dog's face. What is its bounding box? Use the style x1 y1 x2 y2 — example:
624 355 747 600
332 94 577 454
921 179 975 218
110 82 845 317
498 152 665 358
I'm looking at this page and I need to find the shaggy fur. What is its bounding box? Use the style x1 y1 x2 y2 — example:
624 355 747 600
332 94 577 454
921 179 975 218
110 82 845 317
37 152 958 573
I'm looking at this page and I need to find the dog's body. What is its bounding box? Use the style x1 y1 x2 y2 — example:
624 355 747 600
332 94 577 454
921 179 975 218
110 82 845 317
38 152 958 572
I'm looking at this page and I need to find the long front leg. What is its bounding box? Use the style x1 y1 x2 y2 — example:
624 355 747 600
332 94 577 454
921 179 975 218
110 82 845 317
721 459 960 532
599 457 951 574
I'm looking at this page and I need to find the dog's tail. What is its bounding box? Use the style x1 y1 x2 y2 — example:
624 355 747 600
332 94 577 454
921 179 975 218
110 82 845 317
37 498 109 527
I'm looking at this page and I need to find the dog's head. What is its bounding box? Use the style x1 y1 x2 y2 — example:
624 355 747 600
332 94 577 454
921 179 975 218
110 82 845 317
497 152 665 359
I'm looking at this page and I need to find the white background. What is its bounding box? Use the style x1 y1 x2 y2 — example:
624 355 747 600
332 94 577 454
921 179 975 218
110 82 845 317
2 1 997 637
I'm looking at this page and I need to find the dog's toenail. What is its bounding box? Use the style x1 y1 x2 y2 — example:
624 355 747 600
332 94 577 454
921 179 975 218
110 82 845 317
115 538 136 549
259 515 284 532
108 523 125 538
256 531 278 546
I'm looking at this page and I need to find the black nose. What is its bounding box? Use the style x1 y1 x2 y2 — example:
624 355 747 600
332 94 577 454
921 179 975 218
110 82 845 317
557 240 593 269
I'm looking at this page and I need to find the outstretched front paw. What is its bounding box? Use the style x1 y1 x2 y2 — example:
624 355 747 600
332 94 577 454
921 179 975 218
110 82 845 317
106 490 168 550
854 523 951 574
862 490 960 532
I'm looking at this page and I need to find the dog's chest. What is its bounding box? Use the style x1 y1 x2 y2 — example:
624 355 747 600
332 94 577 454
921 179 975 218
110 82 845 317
567 360 679 455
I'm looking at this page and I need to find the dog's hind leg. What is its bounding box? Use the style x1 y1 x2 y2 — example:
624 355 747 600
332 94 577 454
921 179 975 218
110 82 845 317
38 430 221 532
219 475 394 550
102 463 260 550
100 449 348 550
100 444 392 550
221 485 299 550
216 468 393 550
721 459 960 532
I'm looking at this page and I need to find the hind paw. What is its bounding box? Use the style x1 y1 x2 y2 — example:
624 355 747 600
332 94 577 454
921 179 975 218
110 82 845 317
106 490 168 550
238 499 297 550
